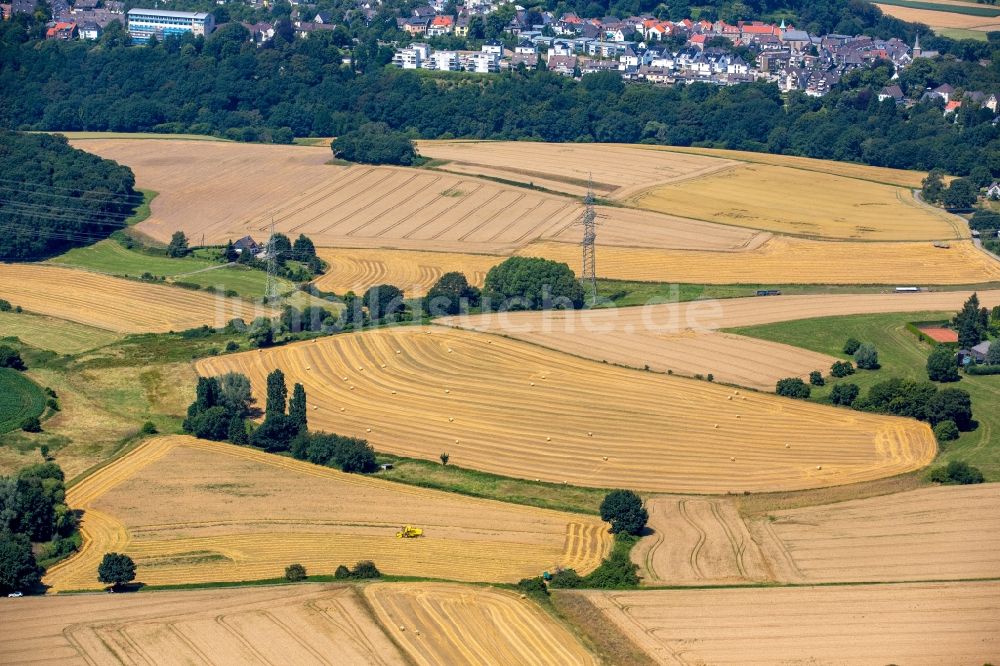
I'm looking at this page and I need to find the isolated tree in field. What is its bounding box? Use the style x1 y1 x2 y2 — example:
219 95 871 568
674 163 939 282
483 257 584 310
927 345 960 382
0 345 26 370
439 452 449 465
265 369 287 419
853 343 879 370
284 563 307 581
809 371 824 386
0 533 41 594
830 360 855 378
926 388 974 430
829 382 860 406
98 552 136 590
19 417 40 433
600 490 648 535
842 338 861 355
288 383 307 433
166 231 189 258
425 272 481 316
776 377 811 399
362 284 405 319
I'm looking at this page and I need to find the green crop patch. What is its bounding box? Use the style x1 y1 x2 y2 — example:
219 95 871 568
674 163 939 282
0 368 47 434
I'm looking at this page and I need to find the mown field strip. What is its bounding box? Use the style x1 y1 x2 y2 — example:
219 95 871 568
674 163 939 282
196 326 936 493
44 436 609 591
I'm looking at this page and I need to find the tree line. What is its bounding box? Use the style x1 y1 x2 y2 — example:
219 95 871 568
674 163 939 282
4 11 1000 177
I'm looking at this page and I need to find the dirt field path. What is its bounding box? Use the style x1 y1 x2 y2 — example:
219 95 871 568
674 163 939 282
44 436 610 591
0 264 270 333
196 326 936 494
631 497 774 585
365 583 598 666
580 581 1000 665
0 584 406 665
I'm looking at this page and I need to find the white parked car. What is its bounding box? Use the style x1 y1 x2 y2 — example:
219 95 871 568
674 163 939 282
7 592 23 598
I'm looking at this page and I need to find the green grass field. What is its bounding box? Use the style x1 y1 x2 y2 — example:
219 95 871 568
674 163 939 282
730 311 1000 481
49 240 291 299
0 368 47 434
0 312 121 354
936 27 990 40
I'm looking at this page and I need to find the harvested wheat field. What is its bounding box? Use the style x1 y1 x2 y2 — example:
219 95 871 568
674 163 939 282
627 162 964 241
875 3 1000 30
72 139 580 254
580 581 1000 665
416 140 737 197
0 584 407 665
441 290 1000 389
0 264 268 333
633 486 1000 586
44 435 610 591
631 497 774 585
527 238 1000 284
755 483 1000 583
647 145 931 188
314 248 501 296
365 583 597 666
196 326 936 493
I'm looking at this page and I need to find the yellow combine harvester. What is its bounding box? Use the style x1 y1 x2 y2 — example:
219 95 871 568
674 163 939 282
396 525 423 538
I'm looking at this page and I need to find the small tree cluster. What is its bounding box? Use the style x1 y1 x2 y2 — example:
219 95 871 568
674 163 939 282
809 371 825 386
933 420 960 443
362 284 406 321
424 272 481 316
284 563 307 582
249 369 307 452
829 383 860 406
98 552 136 591
333 560 381 580
183 373 255 443
830 360 855 378
776 377 811 399
952 293 990 349
842 338 861 355
927 345 961 382
290 431 377 473
331 123 417 166
0 345 26 370
166 231 189 258
854 378 974 430
929 460 984 485
483 257 584 310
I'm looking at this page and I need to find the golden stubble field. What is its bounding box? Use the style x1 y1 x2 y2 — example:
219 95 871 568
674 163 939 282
0 584 408 665
0 264 269 333
579 581 1000 665
528 237 1000 284
633 485 1000 585
628 162 964 241
196 325 936 494
875 3 1000 31
440 290 1000 391
44 436 610 591
365 583 598 665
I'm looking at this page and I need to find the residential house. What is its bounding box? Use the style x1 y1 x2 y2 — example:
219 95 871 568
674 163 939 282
295 21 336 37
46 21 76 39
515 40 537 54
929 83 955 104
428 50 459 70
481 39 503 56
944 100 962 115
548 54 577 75
78 20 101 38
312 11 332 23
454 15 470 37
232 236 260 255
426 14 453 36
509 52 539 68
987 181 1000 199
878 84 904 104
462 51 500 72
401 16 429 35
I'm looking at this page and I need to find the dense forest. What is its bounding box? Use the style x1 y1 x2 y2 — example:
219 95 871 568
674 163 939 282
0 131 139 260
3 2 1000 176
